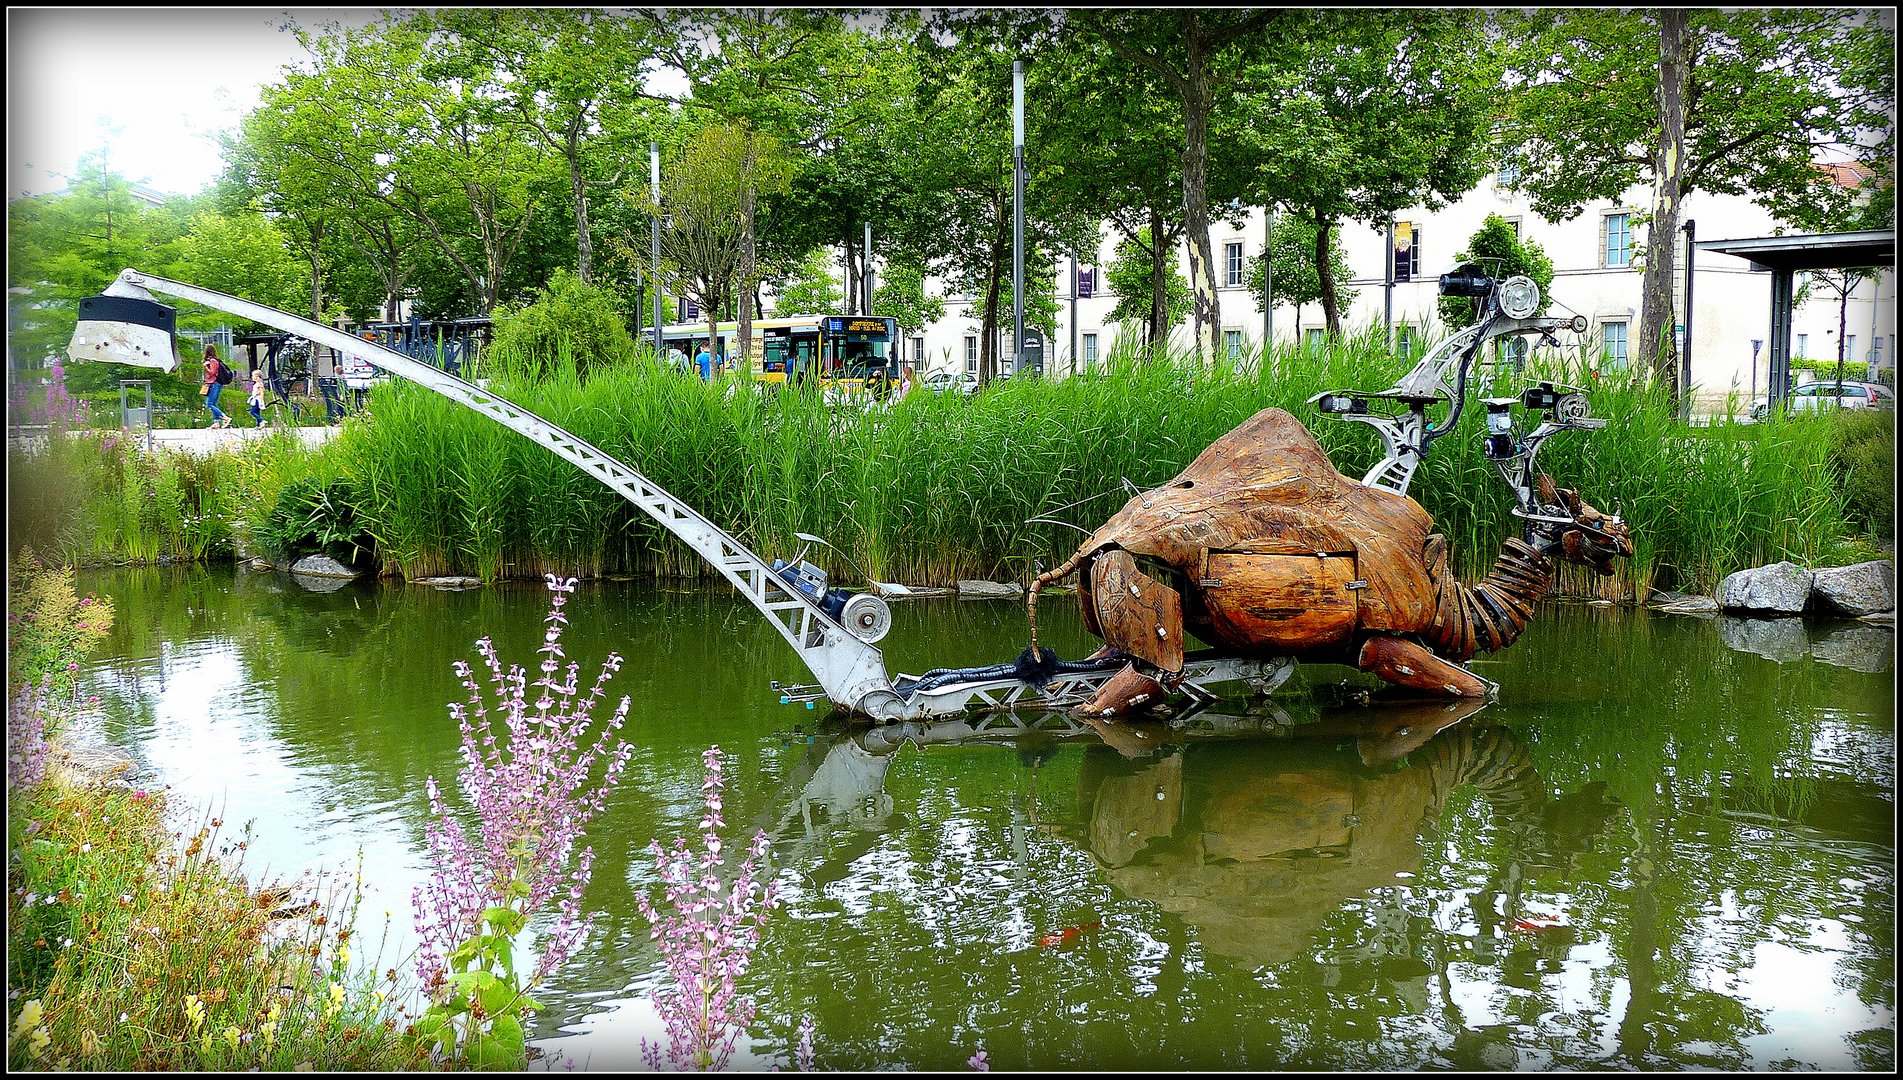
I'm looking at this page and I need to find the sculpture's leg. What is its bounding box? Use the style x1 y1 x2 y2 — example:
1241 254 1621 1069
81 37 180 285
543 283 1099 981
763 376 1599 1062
1072 661 1168 719
1358 635 1494 698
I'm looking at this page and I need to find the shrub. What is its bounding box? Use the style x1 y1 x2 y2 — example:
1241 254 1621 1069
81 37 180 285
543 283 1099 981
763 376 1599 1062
1823 409 1895 540
486 269 640 382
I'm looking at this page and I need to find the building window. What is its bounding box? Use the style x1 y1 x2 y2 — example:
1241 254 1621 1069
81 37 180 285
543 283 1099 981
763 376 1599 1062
1505 217 1522 239
1393 222 1419 282
1602 321 1629 370
964 335 977 372
1796 333 1808 358
1499 335 1529 372
1224 329 1243 360
1602 213 1633 268
1083 333 1098 364
1846 335 1856 363
1305 328 1327 354
1499 158 1520 187
1395 324 1415 359
1225 242 1244 287
1077 268 1095 299
910 337 924 363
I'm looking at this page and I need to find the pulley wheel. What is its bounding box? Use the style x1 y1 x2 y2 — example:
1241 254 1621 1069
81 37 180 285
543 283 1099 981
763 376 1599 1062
839 593 892 643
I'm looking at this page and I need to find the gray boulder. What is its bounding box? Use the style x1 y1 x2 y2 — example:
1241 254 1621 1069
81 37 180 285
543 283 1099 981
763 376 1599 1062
1809 560 1895 617
1716 561 1813 614
1649 591 1720 615
957 579 1023 599
290 554 363 579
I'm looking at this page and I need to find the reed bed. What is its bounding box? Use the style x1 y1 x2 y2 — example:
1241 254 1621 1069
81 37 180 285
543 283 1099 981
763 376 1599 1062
307 332 1871 600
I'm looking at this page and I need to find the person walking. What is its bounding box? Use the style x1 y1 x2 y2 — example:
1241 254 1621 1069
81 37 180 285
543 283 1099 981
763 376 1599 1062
896 364 918 401
247 369 267 428
695 340 715 382
201 344 232 428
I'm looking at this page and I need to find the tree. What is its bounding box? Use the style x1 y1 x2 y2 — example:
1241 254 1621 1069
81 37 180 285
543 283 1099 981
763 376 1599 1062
1497 8 1896 401
428 9 657 286
1106 227 1192 338
1239 10 1498 338
1436 213 1555 329
773 248 846 316
1076 9 1283 362
1245 214 1356 337
173 209 309 315
870 261 945 339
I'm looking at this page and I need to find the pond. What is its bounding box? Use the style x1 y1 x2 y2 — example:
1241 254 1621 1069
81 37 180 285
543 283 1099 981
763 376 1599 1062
69 565 1894 1071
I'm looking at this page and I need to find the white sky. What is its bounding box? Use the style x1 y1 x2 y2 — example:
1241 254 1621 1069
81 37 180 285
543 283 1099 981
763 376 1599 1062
6 7 386 200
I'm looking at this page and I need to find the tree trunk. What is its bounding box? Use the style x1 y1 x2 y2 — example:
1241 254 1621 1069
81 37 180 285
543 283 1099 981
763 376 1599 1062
981 200 1009 382
1148 204 1168 351
1837 288 1850 391
1178 15 1221 365
1640 8 1690 401
1315 211 1342 337
569 136 593 285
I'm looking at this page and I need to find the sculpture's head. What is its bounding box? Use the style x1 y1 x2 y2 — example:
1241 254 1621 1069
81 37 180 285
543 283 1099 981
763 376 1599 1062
1538 474 1633 576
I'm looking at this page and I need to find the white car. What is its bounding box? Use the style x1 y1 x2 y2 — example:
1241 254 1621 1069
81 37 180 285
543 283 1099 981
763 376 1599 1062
924 370 977 395
1752 379 1896 418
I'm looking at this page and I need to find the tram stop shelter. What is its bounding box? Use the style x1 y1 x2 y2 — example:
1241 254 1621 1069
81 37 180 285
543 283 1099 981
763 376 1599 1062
1694 229 1895 409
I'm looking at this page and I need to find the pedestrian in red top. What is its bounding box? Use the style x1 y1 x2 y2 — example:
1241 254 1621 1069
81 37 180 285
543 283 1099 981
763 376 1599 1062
201 344 231 428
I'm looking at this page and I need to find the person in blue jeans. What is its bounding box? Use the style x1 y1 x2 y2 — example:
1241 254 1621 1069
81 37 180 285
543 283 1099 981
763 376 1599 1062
696 340 714 381
200 345 231 428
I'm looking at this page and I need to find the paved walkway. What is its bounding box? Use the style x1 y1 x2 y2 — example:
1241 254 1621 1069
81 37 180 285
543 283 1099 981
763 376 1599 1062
145 423 340 453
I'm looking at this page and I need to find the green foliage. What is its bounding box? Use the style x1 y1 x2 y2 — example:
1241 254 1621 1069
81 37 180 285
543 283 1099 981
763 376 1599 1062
1821 410 1895 539
6 787 419 1071
253 476 373 565
7 435 239 567
4 555 114 698
407 897 540 1070
773 248 845 316
1105 227 1192 333
1437 213 1555 328
870 260 946 338
487 268 639 381
1247 214 1358 319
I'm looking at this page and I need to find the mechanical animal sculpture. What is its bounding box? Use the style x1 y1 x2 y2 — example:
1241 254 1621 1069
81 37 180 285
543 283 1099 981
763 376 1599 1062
1026 269 1633 717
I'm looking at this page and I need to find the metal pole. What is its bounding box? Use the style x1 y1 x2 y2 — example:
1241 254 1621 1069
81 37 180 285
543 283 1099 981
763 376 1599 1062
1065 252 1080 370
1680 219 1695 420
864 221 874 314
650 142 663 354
1384 214 1395 344
1012 60 1025 375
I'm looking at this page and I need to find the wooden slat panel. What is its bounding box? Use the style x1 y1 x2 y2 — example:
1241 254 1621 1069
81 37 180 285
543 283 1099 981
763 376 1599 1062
1201 552 1358 652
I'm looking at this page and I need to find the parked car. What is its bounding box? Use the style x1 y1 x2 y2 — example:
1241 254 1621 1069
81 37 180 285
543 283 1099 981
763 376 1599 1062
1750 380 1896 419
924 370 977 395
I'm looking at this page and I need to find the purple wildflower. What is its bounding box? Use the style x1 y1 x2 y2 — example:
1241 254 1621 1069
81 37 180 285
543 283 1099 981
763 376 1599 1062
410 575 635 994
637 746 782 1072
7 678 55 793
969 1049 989 1072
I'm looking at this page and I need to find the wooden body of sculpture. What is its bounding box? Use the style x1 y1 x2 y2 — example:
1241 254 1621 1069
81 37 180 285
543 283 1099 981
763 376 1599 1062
1029 407 1633 716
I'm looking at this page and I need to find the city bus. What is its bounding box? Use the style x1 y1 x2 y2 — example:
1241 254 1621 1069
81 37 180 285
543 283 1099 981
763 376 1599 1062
651 314 899 389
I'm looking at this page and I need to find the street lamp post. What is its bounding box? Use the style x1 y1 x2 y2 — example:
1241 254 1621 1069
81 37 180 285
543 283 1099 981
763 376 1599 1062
1012 60 1025 377
651 141 663 354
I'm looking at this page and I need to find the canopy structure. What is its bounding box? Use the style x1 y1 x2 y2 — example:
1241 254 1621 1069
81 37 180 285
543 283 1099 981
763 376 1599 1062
1695 229 1896 407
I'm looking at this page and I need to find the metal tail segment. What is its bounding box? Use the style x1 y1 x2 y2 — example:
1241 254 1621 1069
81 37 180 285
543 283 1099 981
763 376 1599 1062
78 270 906 721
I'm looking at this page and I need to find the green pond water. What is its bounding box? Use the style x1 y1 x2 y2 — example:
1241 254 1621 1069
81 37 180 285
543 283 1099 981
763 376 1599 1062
68 565 1895 1071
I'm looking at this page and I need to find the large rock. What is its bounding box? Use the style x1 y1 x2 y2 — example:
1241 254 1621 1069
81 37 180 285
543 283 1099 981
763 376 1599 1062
1809 560 1896 617
957 579 1023 599
290 554 363 579
1716 561 1813 614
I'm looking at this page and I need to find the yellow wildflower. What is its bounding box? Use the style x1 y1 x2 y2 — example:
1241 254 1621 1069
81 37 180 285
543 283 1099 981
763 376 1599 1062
259 1021 278 1049
224 1025 243 1049
14 999 44 1037
80 1028 101 1057
183 994 206 1030
28 1027 51 1058
336 945 350 967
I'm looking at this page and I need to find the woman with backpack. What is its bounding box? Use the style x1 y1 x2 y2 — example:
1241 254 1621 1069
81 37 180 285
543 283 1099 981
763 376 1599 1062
201 344 232 428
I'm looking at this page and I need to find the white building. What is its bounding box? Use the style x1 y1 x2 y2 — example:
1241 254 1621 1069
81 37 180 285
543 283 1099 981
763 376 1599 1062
901 166 1895 414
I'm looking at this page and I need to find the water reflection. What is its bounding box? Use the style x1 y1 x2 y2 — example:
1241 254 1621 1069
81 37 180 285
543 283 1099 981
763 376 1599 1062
69 569 1894 1071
